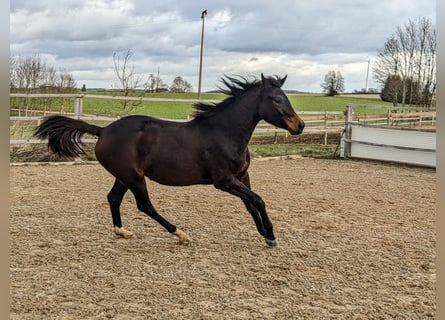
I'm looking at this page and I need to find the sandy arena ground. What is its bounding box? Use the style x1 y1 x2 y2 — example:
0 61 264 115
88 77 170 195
10 158 436 319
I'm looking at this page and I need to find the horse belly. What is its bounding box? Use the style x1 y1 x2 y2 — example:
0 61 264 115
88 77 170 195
145 151 210 186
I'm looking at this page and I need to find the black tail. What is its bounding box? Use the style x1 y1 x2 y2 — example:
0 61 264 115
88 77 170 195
34 115 103 158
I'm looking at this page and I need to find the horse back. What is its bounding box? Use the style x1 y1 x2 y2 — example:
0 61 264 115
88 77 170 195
95 115 211 185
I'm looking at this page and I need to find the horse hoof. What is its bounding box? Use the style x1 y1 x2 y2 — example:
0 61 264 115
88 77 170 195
173 229 191 245
265 238 278 247
114 227 134 238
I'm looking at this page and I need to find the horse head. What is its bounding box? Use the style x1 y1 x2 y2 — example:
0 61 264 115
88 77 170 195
258 74 305 135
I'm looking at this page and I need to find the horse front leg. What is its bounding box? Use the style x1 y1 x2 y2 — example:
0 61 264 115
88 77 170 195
239 172 267 238
107 180 133 238
215 176 277 247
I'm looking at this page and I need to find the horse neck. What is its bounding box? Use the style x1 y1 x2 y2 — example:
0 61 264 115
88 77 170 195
209 89 261 142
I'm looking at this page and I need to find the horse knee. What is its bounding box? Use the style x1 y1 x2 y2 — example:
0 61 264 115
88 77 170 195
252 195 265 211
135 200 156 217
107 192 122 206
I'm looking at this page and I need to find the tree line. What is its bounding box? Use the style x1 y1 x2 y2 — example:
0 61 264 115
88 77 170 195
10 54 77 93
112 50 193 94
10 50 194 113
9 51 193 95
374 17 436 108
320 16 435 109
111 49 193 112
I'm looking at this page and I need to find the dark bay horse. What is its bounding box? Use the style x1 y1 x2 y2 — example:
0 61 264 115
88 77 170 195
34 74 305 247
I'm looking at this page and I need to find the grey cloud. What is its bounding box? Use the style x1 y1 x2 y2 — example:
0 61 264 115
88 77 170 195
10 0 436 92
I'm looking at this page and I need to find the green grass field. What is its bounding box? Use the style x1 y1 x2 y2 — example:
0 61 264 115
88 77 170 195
11 91 392 119
79 92 392 119
248 143 339 159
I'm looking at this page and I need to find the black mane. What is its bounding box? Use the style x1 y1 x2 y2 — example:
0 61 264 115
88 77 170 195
193 75 283 119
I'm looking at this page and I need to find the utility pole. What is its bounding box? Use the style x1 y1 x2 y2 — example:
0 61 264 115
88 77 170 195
365 59 370 92
198 9 207 100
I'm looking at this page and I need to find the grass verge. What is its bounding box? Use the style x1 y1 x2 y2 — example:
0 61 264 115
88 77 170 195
248 144 339 159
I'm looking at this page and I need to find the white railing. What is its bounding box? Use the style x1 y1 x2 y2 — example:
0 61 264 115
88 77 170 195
341 104 436 167
10 93 345 145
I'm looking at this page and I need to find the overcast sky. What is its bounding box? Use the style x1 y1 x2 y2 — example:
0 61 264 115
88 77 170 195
10 0 436 93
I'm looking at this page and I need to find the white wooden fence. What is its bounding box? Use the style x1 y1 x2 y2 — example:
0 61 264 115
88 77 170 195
10 93 344 145
11 95 437 167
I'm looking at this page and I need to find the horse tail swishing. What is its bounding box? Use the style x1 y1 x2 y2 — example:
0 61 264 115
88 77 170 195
34 116 102 158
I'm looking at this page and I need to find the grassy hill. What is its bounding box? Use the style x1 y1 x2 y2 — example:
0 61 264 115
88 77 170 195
77 92 392 119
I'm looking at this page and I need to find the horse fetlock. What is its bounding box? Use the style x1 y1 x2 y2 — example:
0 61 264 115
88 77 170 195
265 237 278 247
258 227 266 237
173 229 191 245
113 227 134 238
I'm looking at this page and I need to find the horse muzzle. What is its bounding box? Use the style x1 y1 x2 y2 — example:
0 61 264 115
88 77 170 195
284 114 305 135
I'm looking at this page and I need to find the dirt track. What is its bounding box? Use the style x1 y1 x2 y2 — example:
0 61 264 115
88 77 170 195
10 158 435 319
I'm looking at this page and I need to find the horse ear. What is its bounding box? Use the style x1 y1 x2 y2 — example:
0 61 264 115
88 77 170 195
261 73 266 85
261 73 272 88
280 75 287 87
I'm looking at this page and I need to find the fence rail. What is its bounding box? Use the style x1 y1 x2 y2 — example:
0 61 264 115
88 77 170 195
10 93 345 145
10 94 436 149
341 104 436 167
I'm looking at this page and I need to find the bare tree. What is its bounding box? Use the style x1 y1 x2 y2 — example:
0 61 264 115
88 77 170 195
10 54 17 89
112 49 148 113
373 17 436 108
45 66 58 89
10 54 79 114
146 69 168 93
321 70 344 96
13 55 45 91
170 76 193 93
146 74 157 92
57 69 77 93
10 54 77 93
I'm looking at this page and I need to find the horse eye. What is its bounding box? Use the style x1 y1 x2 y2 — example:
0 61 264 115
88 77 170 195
271 96 282 104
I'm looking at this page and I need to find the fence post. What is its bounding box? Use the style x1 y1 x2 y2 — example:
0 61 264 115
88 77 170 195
74 96 83 119
74 96 83 162
323 111 328 145
344 104 353 158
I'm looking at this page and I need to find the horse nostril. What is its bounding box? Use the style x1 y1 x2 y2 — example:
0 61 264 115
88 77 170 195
284 115 305 135
299 121 305 133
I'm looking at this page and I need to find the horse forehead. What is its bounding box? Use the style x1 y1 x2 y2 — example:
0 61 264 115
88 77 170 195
269 87 290 101
263 85 284 96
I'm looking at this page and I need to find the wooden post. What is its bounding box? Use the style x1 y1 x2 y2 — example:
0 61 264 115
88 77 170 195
74 96 83 162
344 104 353 158
74 96 83 119
323 111 328 145
74 97 79 118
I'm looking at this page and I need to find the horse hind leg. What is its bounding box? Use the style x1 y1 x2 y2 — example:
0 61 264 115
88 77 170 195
128 179 191 245
107 180 133 238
